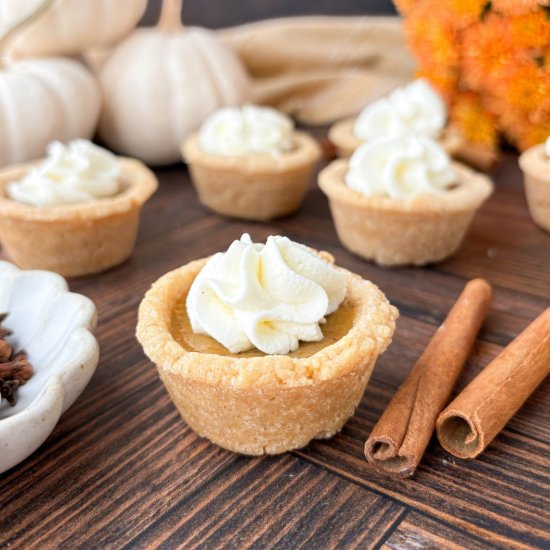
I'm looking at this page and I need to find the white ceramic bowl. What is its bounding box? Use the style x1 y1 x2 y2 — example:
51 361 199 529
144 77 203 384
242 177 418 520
0 261 98 474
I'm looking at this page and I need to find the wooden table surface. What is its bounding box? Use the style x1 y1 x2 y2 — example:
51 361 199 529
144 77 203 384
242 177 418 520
0 137 549 549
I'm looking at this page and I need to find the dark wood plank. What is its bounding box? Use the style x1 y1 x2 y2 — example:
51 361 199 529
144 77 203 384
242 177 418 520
129 456 405 549
381 512 498 550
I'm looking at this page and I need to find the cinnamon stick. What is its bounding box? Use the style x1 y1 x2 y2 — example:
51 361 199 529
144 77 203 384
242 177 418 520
436 307 550 459
364 279 492 477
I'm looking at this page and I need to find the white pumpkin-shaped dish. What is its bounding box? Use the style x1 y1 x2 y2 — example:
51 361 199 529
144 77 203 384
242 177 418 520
98 0 251 165
0 1 101 167
0 0 147 58
0 260 99 474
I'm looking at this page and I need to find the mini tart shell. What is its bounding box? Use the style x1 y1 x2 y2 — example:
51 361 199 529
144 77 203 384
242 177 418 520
0 158 157 277
328 117 463 159
519 143 550 233
319 159 493 266
136 256 397 455
182 132 321 221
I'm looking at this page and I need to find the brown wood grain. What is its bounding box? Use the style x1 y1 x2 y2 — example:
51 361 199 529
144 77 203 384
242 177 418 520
381 512 497 550
0 131 549 549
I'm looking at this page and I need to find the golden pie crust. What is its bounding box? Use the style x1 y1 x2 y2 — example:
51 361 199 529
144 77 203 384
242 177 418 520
0 158 157 277
519 143 550 233
136 256 397 455
181 132 321 221
318 159 493 266
328 117 463 159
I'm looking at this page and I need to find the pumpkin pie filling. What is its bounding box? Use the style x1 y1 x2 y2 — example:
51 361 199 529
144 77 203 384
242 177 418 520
171 292 355 359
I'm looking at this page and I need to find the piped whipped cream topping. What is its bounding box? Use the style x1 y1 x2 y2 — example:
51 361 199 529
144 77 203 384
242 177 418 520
354 79 446 142
7 140 121 207
199 105 295 157
545 136 550 157
346 134 455 199
186 234 346 355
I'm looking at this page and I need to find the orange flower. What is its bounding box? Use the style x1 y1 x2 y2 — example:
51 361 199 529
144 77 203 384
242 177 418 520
439 0 489 29
495 61 550 114
395 0 550 152
450 91 499 147
404 2 460 70
491 0 542 15
501 111 550 149
507 10 550 50
461 14 519 90
415 69 459 105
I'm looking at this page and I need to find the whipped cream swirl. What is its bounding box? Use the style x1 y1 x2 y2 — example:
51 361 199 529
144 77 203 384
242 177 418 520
186 234 346 355
545 136 550 157
199 105 294 157
7 140 121 207
354 79 446 142
346 134 455 199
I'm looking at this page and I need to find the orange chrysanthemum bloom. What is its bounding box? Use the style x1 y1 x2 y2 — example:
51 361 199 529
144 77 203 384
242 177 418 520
438 0 489 29
415 69 459 105
507 11 550 50
496 61 550 114
450 91 499 147
461 14 519 90
491 0 541 16
501 112 550 149
396 0 550 152
404 2 460 70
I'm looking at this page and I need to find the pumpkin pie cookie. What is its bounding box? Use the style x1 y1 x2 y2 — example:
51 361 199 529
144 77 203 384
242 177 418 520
0 140 157 277
519 140 550 233
319 134 493 266
328 79 462 159
137 234 397 455
182 105 321 221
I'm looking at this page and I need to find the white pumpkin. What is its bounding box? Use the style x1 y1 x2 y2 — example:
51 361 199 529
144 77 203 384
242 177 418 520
0 0 101 167
0 59 101 166
98 0 251 165
0 0 147 58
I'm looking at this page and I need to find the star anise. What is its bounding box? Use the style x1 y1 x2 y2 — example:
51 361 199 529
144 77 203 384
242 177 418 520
0 314 33 408
0 352 33 383
0 324 13 362
0 378 20 407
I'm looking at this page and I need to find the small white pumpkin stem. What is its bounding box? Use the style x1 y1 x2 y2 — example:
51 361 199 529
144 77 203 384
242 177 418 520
158 0 184 33
0 0 55 66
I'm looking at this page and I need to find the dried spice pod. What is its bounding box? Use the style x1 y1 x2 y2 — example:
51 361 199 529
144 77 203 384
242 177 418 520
0 314 33 407
0 379 20 407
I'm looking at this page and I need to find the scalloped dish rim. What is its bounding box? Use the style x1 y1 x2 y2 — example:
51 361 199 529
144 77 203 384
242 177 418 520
0 260 99 474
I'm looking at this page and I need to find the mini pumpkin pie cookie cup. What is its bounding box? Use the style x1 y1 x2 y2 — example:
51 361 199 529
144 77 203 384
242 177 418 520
319 159 493 266
0 158 157 277
519 143 550 233
182 132 321 221
136 256 397 455
328 118 463 160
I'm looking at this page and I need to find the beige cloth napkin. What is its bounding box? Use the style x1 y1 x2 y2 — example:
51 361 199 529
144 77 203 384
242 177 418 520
220 16 415 125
